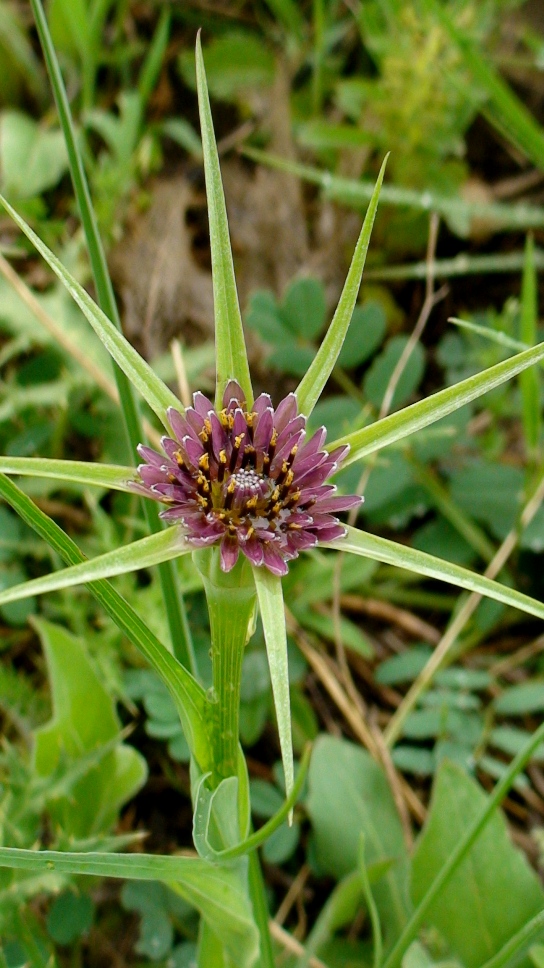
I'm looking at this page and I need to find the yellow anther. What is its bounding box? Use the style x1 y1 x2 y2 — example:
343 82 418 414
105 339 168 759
199 453 210 471
219 449 227 464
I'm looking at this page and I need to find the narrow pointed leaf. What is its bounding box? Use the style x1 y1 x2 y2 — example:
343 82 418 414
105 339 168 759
296 156 387 416
0 456 137 491
253 567 294 809
0 473 211 770
195 34 253 409
331 339 544 465
0 194 181 429
0 848 259 968
0 528 191 606
324 526 544 622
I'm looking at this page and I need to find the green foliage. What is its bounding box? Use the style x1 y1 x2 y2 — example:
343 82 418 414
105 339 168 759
32 618 147 837
412 762 544 967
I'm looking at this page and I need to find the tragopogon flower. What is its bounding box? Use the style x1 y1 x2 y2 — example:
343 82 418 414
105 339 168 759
135 380 361 576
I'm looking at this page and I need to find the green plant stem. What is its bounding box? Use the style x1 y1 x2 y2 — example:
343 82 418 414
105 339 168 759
382 721 544 968
195 549 256 782
30 0 196 675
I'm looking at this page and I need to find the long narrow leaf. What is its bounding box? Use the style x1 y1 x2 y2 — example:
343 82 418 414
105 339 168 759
331 338 544 465
0 528 191 605
253 567 294 808
296 156 387 416
479 910 544 968
0 194 181 430
323 525 544 622
0 457 136 491
0 473 210 770
0 848 259 968
195 34 253 409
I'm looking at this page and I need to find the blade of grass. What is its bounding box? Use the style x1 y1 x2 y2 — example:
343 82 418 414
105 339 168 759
330 338 544 466
519 235 541 458
296 156 387 416
195 33 253 410
253 567 294 810
243 147 544 232
0 457 136 491
381 721 544 968
0 473 210 769
29 0 195 675
0 529 192 606
323 525 544 622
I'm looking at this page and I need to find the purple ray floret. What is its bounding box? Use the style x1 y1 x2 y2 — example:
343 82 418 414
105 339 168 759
134 381 362 576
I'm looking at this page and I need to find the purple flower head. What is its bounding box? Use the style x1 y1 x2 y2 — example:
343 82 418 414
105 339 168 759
134 381 362 576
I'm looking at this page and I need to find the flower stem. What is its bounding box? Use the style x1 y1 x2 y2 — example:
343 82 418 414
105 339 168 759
194 548 256 782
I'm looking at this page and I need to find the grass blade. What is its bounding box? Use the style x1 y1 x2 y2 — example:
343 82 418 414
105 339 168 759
253 567 294 810
296 156 387 416
0 474 210 769
0 457 136 491
365 248 544 282
323 525 544 622
381 721 544 968
330 339 544 465
0 529 191 605
195 33 253 409
478 909 544 968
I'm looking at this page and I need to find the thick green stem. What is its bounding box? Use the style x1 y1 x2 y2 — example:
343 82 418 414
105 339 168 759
194 548 256 783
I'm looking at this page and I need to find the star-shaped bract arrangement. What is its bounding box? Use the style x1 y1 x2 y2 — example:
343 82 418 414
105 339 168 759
135 380 361 576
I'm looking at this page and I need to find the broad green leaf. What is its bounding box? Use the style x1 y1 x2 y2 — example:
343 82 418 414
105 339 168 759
520 235 541 456
46 890 94 945
253 567 294 807
195 34 253 409
0 111 68 198
330 338 544 466
494 681 544 716
296 156 387 416
411 762 544 968
0 528 191 606
382 722 544 968
0 193 181 429
324 526 544 623
306 735 411 948
243 147 544 235
0 848 259 968
0 474 211 771
0 456 136 491
281 277 326 341
33 618 147 836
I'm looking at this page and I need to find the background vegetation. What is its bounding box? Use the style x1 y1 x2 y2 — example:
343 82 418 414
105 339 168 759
1 0 544 965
